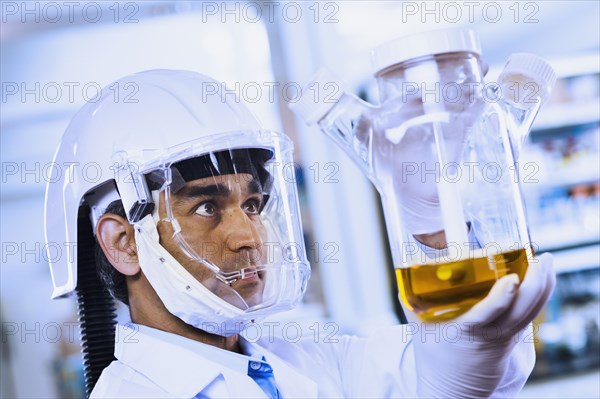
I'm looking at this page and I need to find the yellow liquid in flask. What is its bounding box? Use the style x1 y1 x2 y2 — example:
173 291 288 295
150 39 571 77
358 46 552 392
396 248 529 322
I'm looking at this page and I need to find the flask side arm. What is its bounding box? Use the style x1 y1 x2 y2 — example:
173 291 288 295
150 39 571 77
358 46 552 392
317 94 377 180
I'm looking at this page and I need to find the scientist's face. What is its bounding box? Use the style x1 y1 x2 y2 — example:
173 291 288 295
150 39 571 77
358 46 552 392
156 173 268 307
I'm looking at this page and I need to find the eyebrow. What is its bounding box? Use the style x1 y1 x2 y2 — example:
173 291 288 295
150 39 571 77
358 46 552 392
178 183 231 200
247 179 262 195
174 179 263 204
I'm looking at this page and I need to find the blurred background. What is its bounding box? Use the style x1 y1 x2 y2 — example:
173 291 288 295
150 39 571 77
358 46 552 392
1 1 598 397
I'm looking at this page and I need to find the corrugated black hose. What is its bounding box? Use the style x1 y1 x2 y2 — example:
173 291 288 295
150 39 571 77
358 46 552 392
76 205 117 397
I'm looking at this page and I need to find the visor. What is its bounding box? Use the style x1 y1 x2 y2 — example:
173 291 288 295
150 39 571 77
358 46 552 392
113 130 310 318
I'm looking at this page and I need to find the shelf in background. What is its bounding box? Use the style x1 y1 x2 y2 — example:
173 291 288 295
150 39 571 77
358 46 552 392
521 163 599 193
540 244 600 274
533 99 600 131
531 226 600 255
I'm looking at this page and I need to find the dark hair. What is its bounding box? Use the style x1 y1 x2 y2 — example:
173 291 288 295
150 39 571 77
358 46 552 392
94 199 129 305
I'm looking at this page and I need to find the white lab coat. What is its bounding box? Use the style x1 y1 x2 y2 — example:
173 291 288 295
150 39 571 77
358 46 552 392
91 323 534 398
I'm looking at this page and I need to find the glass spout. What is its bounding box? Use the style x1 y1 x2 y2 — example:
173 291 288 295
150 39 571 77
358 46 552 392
291 68 377 181
316 93 376 179
497 53 557 157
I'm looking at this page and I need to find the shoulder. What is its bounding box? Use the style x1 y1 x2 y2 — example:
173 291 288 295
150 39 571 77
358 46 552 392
255 324 416 397
90 360 171 399
256 323 412 361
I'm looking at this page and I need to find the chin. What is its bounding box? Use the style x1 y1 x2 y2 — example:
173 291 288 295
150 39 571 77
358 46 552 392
234 278 265 308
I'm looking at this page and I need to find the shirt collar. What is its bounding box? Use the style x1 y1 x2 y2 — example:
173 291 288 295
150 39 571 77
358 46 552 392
115 323 318 398
242 337 319 398
115 323 264 397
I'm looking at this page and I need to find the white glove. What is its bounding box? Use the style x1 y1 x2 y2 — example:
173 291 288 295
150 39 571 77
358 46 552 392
408 253 556 398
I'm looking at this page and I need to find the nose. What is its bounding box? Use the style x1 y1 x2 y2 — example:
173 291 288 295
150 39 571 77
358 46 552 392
222 207 264 253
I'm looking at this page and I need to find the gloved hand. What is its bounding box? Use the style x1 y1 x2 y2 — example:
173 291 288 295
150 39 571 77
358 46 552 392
407 253 556 398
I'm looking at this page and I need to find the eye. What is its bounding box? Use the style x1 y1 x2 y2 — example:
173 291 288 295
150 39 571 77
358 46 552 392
243 198 262 215
195 202 216 217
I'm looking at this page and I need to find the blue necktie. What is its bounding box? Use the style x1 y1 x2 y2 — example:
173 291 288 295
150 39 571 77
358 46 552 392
247 356 281 398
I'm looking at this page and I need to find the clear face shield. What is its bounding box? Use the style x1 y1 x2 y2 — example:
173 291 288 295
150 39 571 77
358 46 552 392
114 130 310 329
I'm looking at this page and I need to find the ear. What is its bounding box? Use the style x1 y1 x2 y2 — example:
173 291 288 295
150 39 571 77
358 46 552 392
96 214 140 276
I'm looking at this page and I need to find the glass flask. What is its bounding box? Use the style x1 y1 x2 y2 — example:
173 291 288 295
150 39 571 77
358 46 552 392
291 29 556 321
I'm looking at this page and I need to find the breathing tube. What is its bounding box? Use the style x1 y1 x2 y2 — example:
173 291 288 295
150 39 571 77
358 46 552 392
76 206 117 397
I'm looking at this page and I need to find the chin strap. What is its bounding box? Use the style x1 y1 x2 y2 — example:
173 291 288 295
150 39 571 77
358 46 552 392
134 215 257 336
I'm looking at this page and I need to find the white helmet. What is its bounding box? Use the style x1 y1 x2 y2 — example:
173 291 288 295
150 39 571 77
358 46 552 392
45 70 310 336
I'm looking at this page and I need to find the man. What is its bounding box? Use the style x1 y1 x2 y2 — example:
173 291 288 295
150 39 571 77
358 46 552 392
45 70 555 398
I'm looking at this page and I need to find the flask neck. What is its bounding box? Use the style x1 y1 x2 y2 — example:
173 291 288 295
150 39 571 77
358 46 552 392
496 74 544 157
317 93 375 178
375 52 485 104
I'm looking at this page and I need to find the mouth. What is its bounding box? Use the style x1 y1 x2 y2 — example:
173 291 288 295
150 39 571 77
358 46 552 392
212 263 265 285
232 267 263 285
230 267 265 306
232 275 260 288
211 265 266 307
